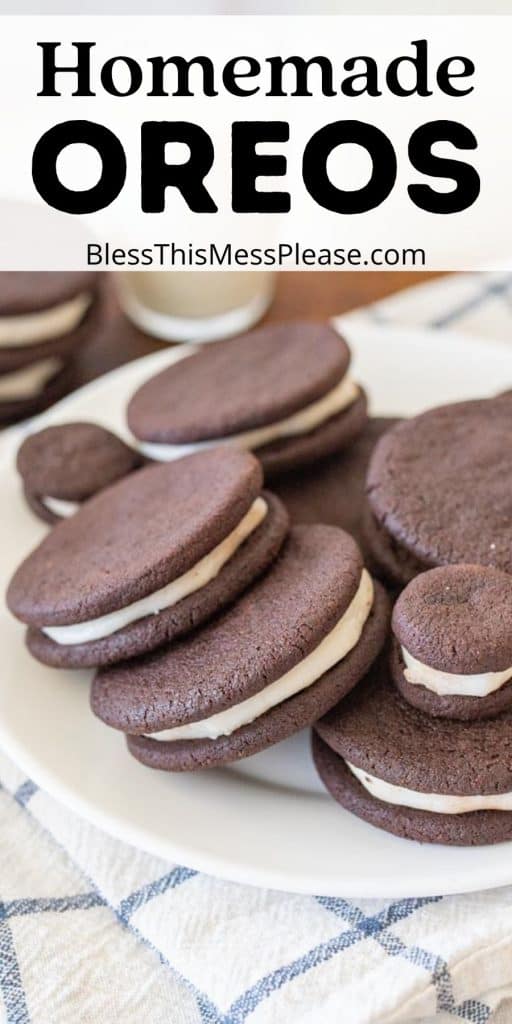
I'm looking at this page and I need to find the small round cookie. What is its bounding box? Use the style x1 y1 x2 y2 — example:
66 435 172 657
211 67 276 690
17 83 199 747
0 272 103 373
313 659 512 845
273 418 400 558
7 449 289 667
365 396 512 585
91 525 390 772
127 321 368 475
390 565 512 721
0 358 75 426
17 422 144 524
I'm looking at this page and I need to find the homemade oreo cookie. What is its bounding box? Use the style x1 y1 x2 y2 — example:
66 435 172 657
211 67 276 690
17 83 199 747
91 525 389 771
0 272 103 424
0 272 102 373
127 322 367 475
364 396 512 585
18 422 143 524
273 418 400 558
390 565 512 721
313 660 512 845
7 449 288 667
0 358 74 425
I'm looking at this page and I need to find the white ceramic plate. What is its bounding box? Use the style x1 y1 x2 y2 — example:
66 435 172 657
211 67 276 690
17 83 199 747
1 320 512 899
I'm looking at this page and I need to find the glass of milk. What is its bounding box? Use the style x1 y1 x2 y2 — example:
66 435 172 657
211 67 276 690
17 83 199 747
119 271 276 343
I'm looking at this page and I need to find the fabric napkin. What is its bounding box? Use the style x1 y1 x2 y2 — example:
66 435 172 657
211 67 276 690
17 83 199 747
1 270 512 1024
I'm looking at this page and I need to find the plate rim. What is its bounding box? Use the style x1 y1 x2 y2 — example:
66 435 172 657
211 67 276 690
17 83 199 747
4 713 512 900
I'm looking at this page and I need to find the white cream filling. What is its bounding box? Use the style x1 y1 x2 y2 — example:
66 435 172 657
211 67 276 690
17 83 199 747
42 497 267 646
402 646 512 698
138 375 360 461
347 761 512 814
0 293 90 347
147 569 374 742
0 357 62 401
42 496 80 518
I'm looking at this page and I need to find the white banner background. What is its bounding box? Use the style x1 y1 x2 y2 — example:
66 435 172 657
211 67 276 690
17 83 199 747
0 15 509 270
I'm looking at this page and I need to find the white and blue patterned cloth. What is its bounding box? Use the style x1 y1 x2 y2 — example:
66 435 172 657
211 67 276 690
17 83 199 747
2 272 512 1024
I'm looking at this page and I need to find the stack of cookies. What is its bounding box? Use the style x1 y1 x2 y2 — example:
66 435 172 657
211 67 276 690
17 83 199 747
313 398 512 846
0 272 103 424
7 322 391 773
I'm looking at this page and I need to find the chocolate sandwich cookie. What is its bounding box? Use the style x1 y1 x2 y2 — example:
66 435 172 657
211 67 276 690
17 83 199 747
390 565 512 721
313 660 512 845
90 525 389 771
17 422 143 524
273 418 400 558
364 396 512 586
127 322 368 475
7 449 288 668
0 272 103 373
0 358 75 426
